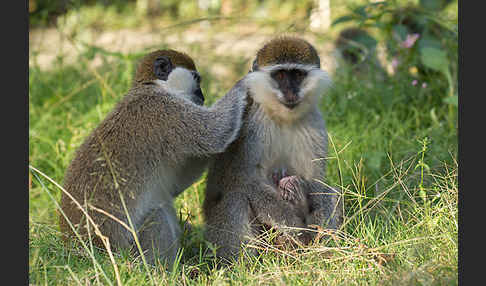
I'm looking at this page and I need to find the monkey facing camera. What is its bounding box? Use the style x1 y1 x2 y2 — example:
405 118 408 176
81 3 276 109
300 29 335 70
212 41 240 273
59 49 248 268
203 36 344 263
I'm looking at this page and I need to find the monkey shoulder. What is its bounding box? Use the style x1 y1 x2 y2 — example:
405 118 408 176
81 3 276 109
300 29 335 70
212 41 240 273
76 87 192 168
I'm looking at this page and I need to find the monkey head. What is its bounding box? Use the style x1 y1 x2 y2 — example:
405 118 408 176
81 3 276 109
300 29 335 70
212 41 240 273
247 36 332 123
134 49 204 105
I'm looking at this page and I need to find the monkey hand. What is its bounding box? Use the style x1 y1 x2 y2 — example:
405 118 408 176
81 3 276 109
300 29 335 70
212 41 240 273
278 175 301 202
276 175 308 210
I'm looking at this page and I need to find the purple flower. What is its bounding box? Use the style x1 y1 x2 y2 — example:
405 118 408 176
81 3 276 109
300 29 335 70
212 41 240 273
422 82 427 88
412 80 418 86
401 33 420 49
391 57 399 69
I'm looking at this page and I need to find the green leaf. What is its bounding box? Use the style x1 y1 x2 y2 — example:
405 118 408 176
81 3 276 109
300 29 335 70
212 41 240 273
420 0 442 10
443 95 458 106
392 24 408 41
419 0 453 11
353 5 368 18
370 21 386 29
420 46 449 73
331 15 355 26
418 34 442 51
354 33 378 50
368 1 389 8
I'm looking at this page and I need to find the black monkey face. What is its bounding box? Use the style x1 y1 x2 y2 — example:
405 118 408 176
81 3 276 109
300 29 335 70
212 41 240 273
271 69 308 109
191 71 204 105
193 87 204 105
153 56 173 81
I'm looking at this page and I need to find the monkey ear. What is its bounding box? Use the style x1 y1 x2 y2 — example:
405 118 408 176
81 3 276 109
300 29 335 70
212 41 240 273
154 56 173 81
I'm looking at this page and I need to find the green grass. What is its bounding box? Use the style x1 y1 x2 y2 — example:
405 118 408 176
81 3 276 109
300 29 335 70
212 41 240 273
29 1 457 285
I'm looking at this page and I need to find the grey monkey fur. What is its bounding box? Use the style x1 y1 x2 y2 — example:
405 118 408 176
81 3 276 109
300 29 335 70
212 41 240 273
59 50 248 268
203 37 343 262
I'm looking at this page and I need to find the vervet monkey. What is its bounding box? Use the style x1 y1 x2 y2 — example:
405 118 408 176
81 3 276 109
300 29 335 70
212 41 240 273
203 36 343 262
59 49 248 267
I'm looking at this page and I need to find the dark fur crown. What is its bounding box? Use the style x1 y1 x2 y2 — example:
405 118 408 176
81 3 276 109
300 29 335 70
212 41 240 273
133 49 197 85
253 36 321 70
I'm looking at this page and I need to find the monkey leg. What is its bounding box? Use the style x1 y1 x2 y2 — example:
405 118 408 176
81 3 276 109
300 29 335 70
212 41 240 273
246 181 307 231
204 191 258 263
137 206 182 268
243 180 314 248
304 181 343 235
274 176 317 246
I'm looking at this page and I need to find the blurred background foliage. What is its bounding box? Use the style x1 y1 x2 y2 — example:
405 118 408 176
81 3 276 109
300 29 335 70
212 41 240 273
29 0 458 105
29 0 317 27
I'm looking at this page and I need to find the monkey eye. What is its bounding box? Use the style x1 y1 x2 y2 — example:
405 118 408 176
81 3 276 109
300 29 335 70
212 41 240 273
294 70 307 79
272 70 285 81
154 56 173 81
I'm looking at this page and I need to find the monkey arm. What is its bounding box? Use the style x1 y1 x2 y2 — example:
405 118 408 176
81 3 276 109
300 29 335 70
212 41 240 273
116 80 247 159
180 79 248 156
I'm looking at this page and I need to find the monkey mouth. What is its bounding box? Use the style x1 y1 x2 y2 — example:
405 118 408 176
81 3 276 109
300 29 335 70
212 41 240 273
280 93 301 109
283 101 300 109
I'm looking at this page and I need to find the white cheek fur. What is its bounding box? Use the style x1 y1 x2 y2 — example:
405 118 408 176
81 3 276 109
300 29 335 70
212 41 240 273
153 67 198 102
166 67 197 94
245 71 280 105
300 69 332 99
